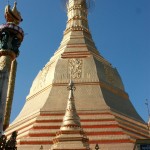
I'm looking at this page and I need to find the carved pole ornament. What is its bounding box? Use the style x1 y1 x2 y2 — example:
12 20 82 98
5 2 23 25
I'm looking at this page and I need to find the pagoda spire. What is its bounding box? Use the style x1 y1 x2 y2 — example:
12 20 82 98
50 80 91 150
55 0 100 57
65 0 89 34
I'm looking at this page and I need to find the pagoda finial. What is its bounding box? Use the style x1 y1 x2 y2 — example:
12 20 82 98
67 80 76 98
50 80 91 150
61 80 81 129
5 1 23 25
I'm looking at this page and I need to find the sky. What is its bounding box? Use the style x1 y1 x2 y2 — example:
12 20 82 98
0 0 150 123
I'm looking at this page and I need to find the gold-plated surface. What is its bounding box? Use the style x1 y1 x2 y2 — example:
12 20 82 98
4 0 150 149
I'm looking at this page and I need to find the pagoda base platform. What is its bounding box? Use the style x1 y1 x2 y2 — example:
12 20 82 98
5 110 149 150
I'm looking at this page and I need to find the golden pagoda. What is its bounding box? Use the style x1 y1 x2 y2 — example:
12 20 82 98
5 0 150 149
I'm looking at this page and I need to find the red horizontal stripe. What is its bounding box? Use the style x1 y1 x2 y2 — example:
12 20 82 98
29 131 124 137
89 139 133 144
29 133 55 137
19 141 53 145
87 131 124 136
19 139 133 145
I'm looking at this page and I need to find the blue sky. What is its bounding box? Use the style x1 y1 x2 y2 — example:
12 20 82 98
0 0 150 122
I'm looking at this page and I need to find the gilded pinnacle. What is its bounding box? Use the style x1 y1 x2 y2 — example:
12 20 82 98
61 81 81 129
5 1 23 25
51 81 91 150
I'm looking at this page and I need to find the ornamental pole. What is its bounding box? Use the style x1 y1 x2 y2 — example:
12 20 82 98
0 1 24 135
